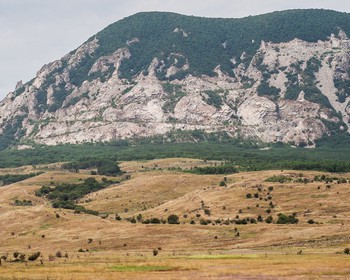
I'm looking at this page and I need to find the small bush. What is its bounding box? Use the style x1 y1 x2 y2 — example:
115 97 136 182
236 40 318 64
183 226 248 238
344 248 350 254
19 254 26 262
28 252 41 261
265 216 273 223
219 181 226 187
276 213 299 224
150 218 161 224
204 208 211 216
167 214 180 224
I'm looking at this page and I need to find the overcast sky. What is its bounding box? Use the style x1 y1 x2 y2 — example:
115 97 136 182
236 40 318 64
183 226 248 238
1 0 350 99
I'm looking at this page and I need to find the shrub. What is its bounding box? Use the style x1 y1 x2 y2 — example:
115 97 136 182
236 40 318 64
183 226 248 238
28 252 41 261
167 214 180 224
276 213 299 224
344 248 350 254
246 193 252 199
265 216 273 223
150 218 161 224
199 219 208 225
19 254 26 262
235 218 248 225
219 181 226 187
307 219 315 224
250 218 257 224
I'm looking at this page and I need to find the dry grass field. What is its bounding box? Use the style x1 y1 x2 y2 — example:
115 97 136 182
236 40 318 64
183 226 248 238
0 158 350 279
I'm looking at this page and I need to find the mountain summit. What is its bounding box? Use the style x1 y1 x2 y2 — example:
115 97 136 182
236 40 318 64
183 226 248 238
1 9 350 149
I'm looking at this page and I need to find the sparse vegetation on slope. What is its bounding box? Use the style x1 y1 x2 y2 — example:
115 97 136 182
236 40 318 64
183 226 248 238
0 172 43 186
35 177 119 215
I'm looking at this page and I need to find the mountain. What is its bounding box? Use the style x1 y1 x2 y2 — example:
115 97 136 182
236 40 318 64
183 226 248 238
1 9 350 149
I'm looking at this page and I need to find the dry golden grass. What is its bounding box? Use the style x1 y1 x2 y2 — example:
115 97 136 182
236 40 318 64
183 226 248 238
1 159 350 279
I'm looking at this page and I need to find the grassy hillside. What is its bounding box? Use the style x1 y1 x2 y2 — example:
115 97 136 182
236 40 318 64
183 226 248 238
0 158 350 279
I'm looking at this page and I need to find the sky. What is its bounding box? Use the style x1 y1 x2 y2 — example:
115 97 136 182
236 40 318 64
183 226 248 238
1 0 350 99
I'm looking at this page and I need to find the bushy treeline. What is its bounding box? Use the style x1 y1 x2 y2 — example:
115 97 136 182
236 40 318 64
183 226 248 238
190 164 238 175
62 158 122 176
285 161 350 173
0 132 349 172
0 172 43 186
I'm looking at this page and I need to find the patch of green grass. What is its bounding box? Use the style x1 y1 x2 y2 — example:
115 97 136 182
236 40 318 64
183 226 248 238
310 194 328 198
185 254 260 260
39 223 52 230
265 175 292 183
326 219 345 224
110 265 174 272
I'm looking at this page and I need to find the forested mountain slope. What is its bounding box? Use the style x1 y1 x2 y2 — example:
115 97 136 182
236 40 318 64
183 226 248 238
1 9 350 149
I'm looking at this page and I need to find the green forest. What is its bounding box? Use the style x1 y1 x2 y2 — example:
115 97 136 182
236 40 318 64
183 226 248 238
0 132 349 172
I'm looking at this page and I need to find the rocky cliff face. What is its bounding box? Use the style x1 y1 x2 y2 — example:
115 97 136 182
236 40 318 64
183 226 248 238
1 12 350 147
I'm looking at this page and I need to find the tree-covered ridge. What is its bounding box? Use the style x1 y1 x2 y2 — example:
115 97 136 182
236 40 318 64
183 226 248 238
87 9 350 79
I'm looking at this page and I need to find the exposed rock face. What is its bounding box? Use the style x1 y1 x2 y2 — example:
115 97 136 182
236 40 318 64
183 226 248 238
1 30 350 147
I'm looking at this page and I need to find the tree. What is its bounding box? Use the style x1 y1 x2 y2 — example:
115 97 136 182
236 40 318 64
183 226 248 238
97 161 122 176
